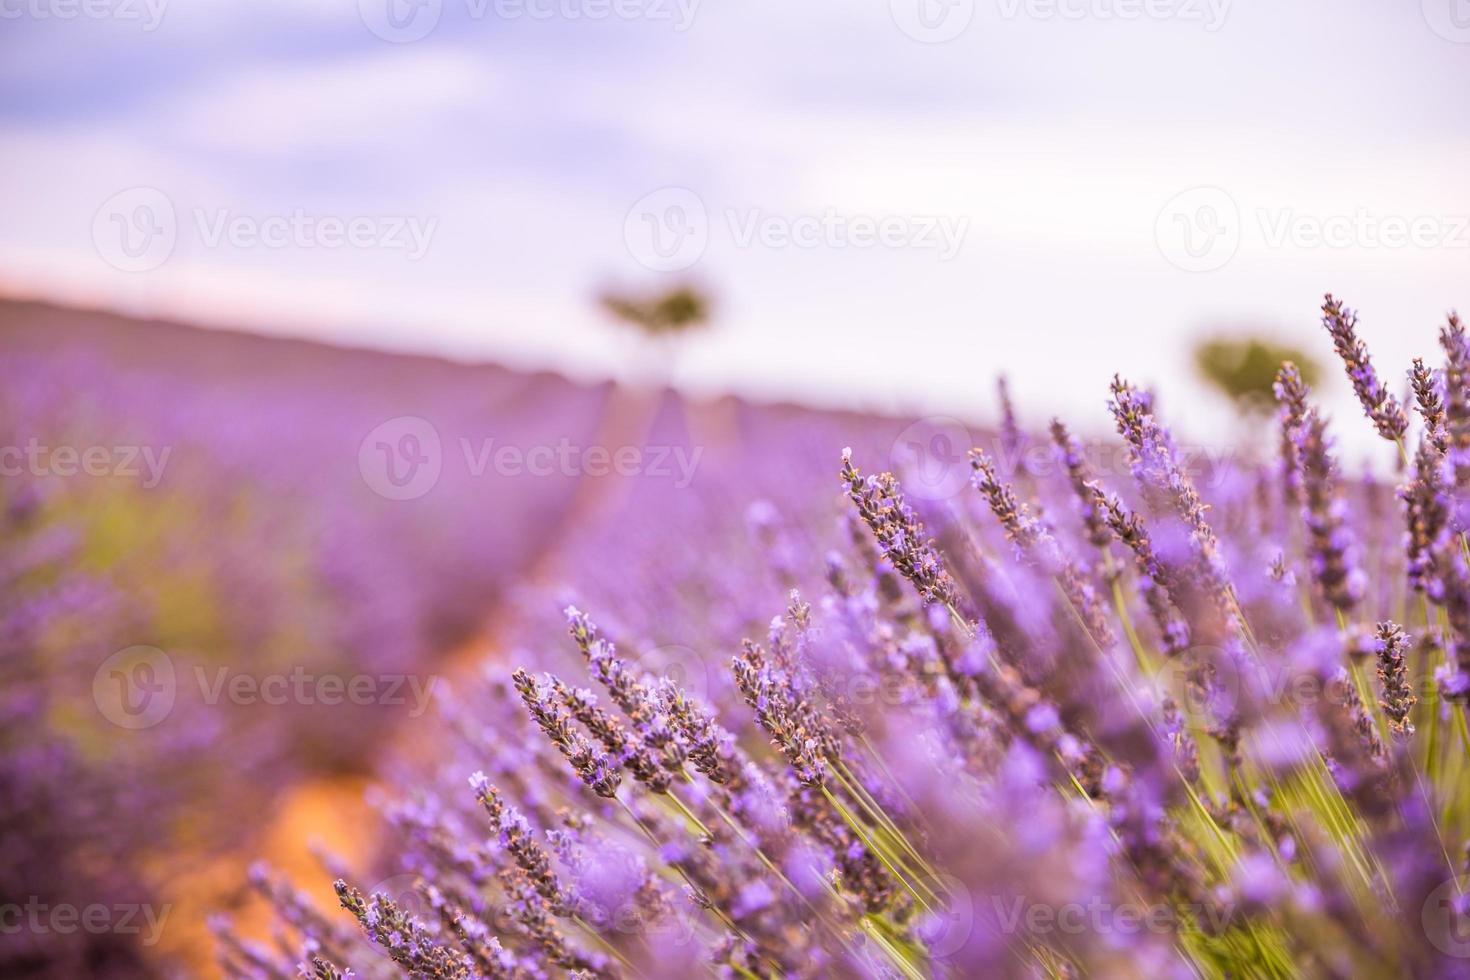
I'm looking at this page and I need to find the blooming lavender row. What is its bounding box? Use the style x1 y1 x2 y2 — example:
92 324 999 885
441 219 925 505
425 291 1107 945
226 296 1470 979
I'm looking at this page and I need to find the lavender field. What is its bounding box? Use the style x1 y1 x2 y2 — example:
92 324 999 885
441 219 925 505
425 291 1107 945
8 1 1469 974
0 298 909 976
9 293 1470 978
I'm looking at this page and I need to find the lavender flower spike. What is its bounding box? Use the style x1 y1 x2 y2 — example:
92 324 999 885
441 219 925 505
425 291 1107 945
1439 313 1470 494
511 667 622 798
335 880 473 979
470 772 570 913
840 447 965 612
1374 623 1415 736
1410 358 1448 455
1274 361 1311 503
563 606 686 775
1050 418 1112 551
1293 408 1364 610
1320 294 1409 443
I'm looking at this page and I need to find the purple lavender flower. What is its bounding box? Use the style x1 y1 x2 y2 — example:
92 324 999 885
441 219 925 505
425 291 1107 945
511 667 623 798
1274 361 1311 503
1291 408 1365 610
1320 294 1409 443
1410 357 1448 455
840 448 965 612
1373 622 1415 735
1050 418 1112 551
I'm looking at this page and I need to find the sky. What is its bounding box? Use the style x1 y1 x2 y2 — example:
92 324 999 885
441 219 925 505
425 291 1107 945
1 0 1468 453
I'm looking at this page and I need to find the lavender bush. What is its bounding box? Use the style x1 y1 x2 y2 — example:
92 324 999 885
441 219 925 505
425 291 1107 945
213 297 1470 976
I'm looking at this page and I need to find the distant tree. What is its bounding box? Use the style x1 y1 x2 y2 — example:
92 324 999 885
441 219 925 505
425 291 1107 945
597 283 711 339
1193 335 1322 415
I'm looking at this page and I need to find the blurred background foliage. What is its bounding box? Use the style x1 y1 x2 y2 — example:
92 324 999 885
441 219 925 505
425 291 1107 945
1193 334 1323 416
598 283 712 339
